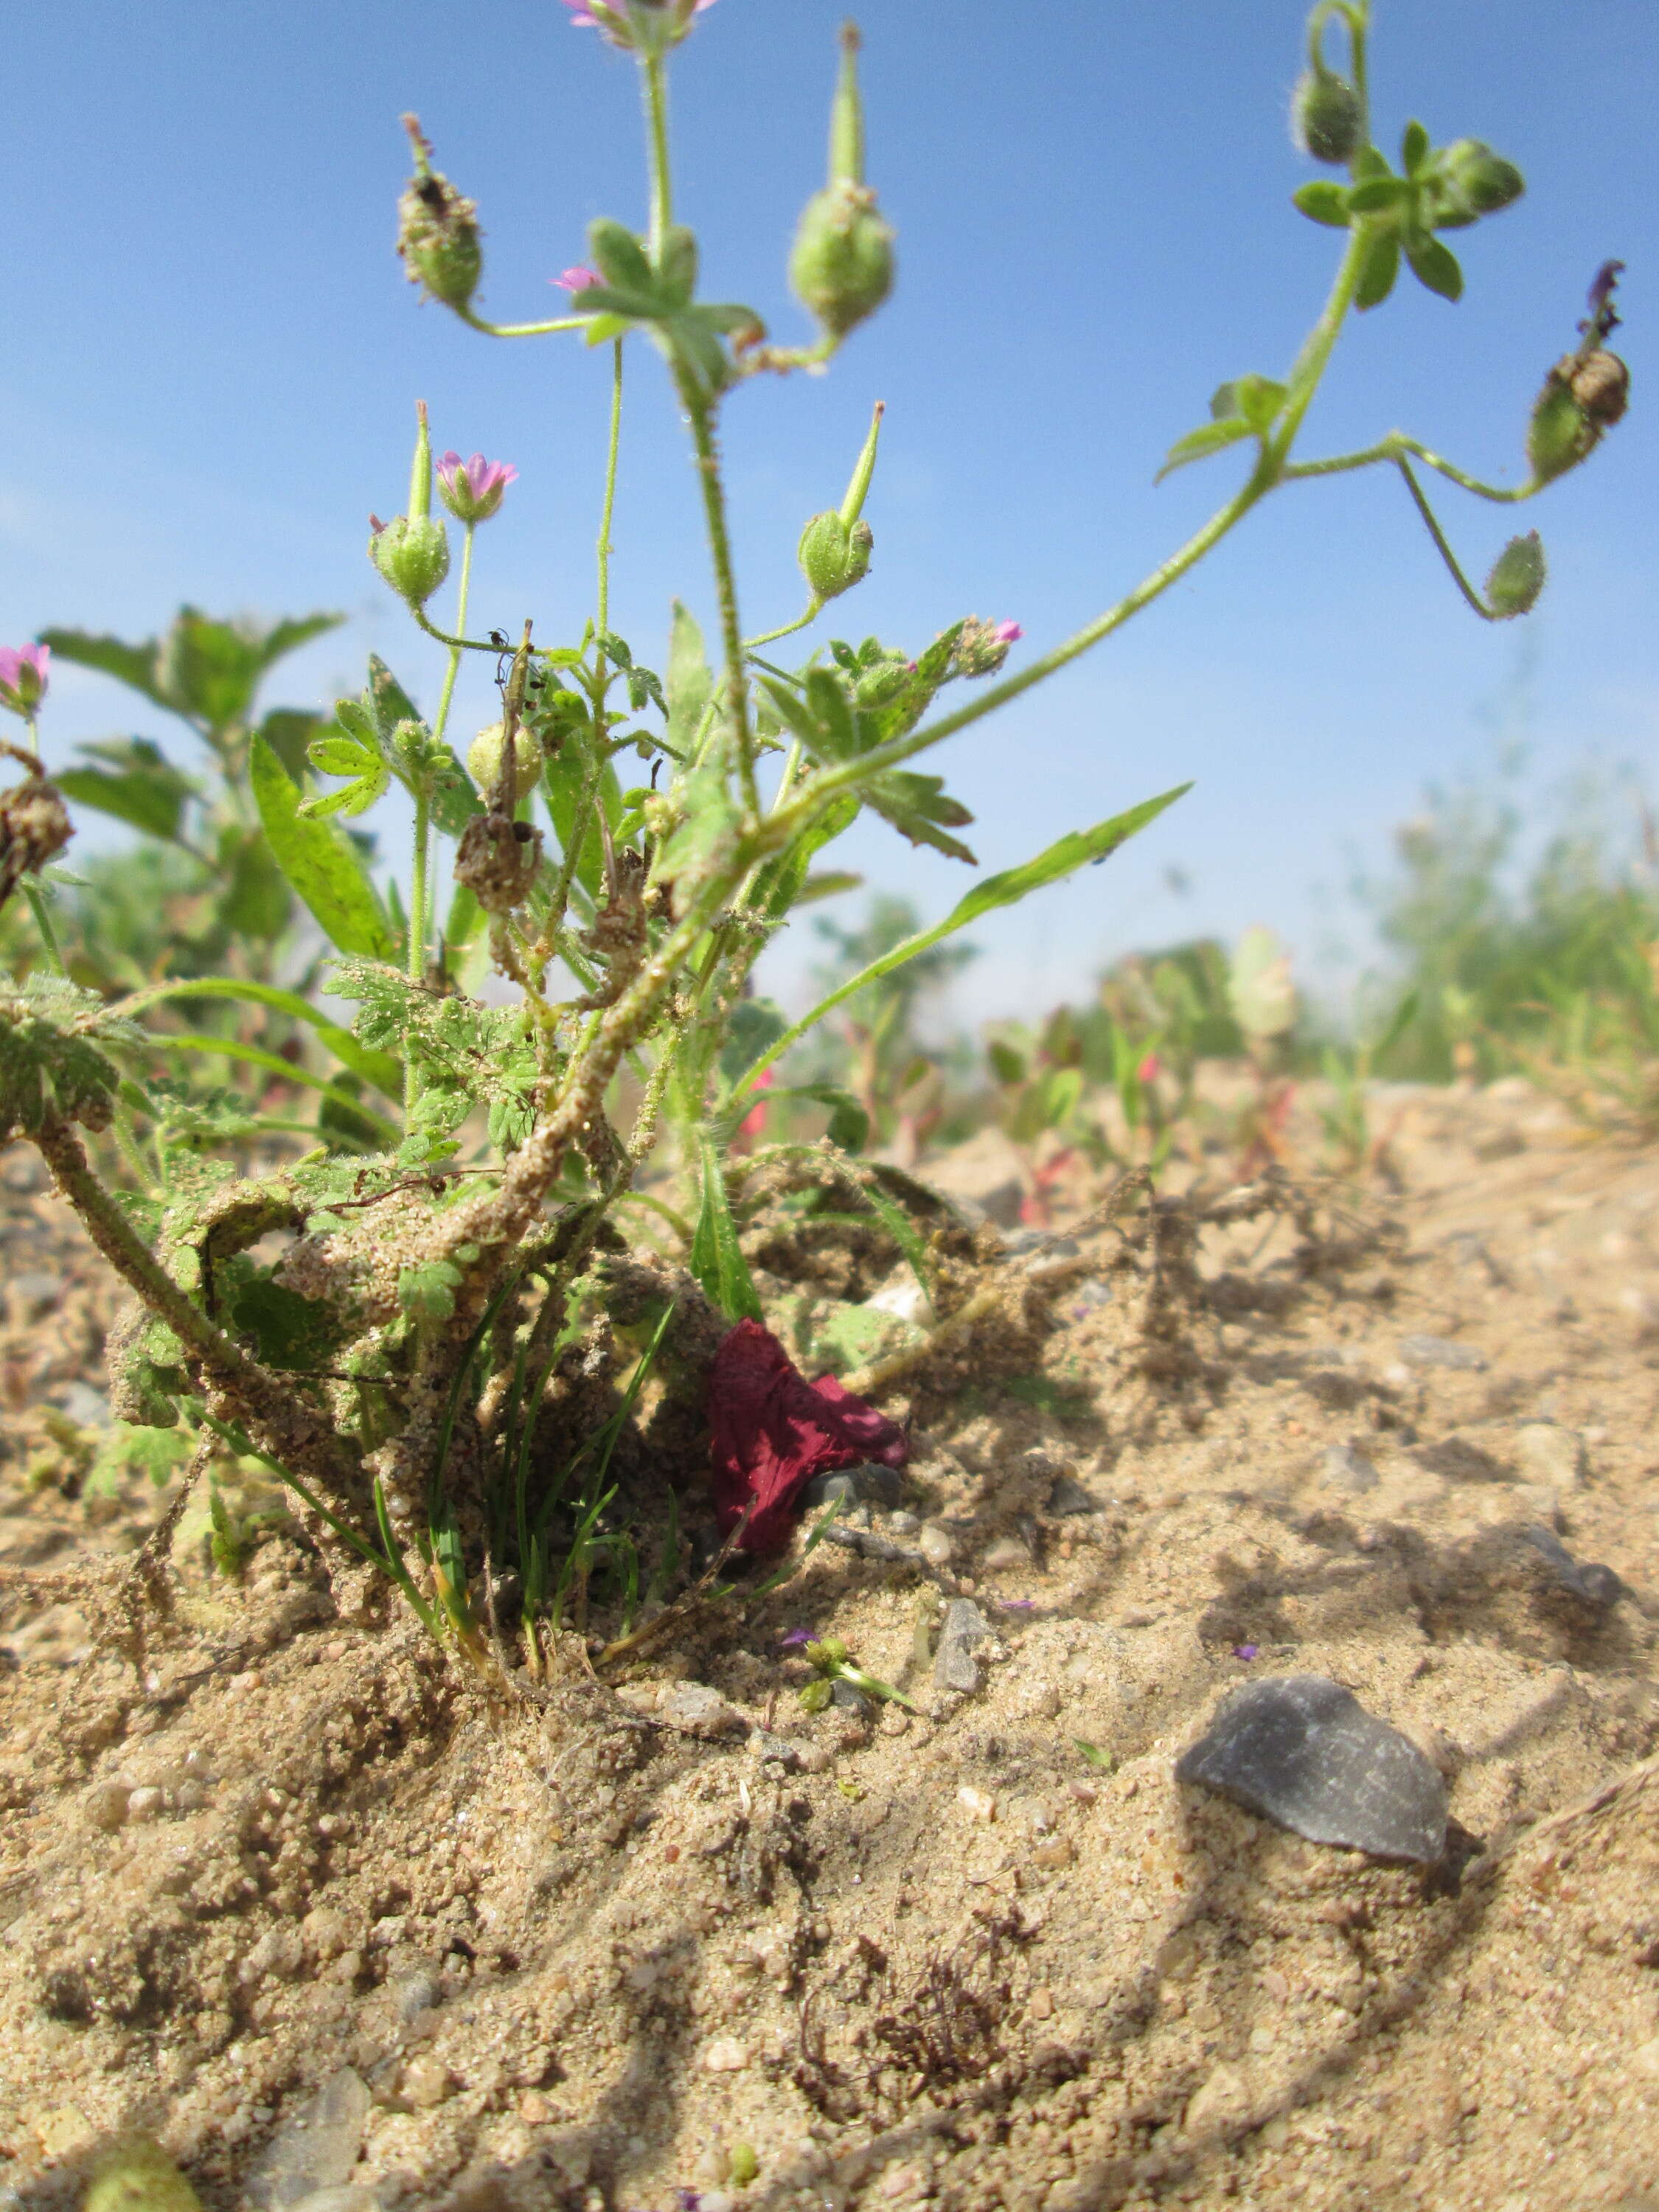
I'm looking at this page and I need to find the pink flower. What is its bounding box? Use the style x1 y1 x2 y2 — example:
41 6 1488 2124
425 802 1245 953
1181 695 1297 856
436 451 518 525
553 265 602 294
558 0 717 52
992 621 1023 645
737 1065 776 1141
707 1319 908 1554
1136 1050 1163 1085
0 642 49 718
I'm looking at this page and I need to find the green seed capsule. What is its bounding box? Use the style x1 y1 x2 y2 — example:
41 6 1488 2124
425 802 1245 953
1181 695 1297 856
397 122 483 313
790 182 895 340
796 510 874 602
369 515 451 608
1292 68 1363 165
467 720 542 804
1485 532 1546 618
1527 364 1599 485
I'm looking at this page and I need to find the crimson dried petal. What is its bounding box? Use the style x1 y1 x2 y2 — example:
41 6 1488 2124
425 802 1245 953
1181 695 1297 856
706 1318 907 1554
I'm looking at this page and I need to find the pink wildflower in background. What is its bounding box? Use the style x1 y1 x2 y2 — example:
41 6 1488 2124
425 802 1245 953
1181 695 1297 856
554 266 602 294
558 0 717 52
0 643 50 718
435 451 518 525
992 621 1024 645
1137 1050 1163 1085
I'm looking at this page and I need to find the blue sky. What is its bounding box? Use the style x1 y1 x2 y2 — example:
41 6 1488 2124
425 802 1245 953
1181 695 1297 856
4 0 1654 1026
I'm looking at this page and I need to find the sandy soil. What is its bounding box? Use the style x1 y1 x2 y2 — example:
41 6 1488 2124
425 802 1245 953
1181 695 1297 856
3 1081 1659 2212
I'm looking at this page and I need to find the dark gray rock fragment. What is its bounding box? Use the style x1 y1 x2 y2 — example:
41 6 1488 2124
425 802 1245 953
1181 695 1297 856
1399 1334 1487 1373
803 1461 907 1511
1046 1473 1099 1517
1523 1524 1623 1610
243 2068 370 2211
934 1597 993 1694
1176 1674 1447 1864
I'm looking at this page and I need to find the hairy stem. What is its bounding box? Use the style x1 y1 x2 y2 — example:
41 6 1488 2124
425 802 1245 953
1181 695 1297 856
642 52 673 258
1283 430 1531 501
1394 457 1503 619
457 308 589 340
598 342 625 633
681 384 760 819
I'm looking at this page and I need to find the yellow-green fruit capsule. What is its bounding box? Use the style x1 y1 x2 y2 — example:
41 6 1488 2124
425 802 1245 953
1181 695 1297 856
1485 531 1545 618
790 182 895 339
369 515 451 607
797 510 873 601
467 720 542 804
1527 367 1597 484
84 2138 205 2212
397 119 483 312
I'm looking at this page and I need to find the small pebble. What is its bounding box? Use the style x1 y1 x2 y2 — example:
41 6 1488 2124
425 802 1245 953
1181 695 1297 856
398 2056 452 2110
918 1523 955 1568
934 1599 992 1694
1514 1423 1586 1490
126 1787 164 1824
982 1535 1029 1571
1030 1836 1075 1870
701 2037 749 2073
886 1510 920 1536
659 1683 745 1738
803 1462 905 1511
1398 1333 1487 1373
58 1382 112 1428
1176 1674 1447 1864
85 1782 131 1833
243 2068 371 2209
748 1733 800 1769
957 1786 997 1821
1046 1473 1099 1517
1522 1525 1623 1610
1321 1444 1377 1495
12 1272 65 1311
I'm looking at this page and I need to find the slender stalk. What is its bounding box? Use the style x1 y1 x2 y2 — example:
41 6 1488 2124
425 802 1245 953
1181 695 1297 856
681 384 761 819
23 885 64 975
431 525 476 749
598 342 625 633
642 53 673 257
1283 431 1531 501
406 796 431 1119
1394 458 1501 619
459 308 588 340
744 601 823 653
764 226 1373 844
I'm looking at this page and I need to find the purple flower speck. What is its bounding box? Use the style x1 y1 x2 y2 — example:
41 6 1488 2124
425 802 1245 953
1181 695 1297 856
436 451 518 525
0 641 50 717
779 1627 813 1650
554 265 602 294
999 1599 1037 1614
992 621 1023 645
1233 1643 1259 1662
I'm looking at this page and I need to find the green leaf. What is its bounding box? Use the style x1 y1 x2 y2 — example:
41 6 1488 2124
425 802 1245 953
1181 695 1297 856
1292 179 1352 227
217 827 294 939
858 1178 935 1315
56 740 195 844
1353 229 1402 311
147 1034 400 1133
114 978 403 1101
803 669 859 762
588 218 658 300
1155 417 1254 483
36 627 169 712
748 793 859 924
1231 375 1289 434
734 785 1190 1101
720 998 790 1088
1074 1737 1116 1773
666 599 714 754
1403 231 1464 302
428 748 483 837
397 1259 463 1324
231 1276 343 1370
796 869 863 905
653 734 741 896
308 735 380 778
250 734 395 959
689 1133 763 1324
654 223 699 309
1400 119 1430 176
258 708 327 782
865 768 978 865
0 976 131 1143
1346 175 1411 215
366 655 421 739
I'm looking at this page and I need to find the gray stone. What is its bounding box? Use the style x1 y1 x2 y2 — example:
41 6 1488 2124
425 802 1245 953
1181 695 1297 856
1046 1474 1099 1517
1398 1334 1487 1373
1321 1444 1378 1495
660 1682 745 1738
1522 1525 1623 1610
389 1966 442 2023
748 1731 801 1767
1175 1674 1447 1864
886 1509 921 1536
244 2068 370 2211
1514 1423 1586 1490
57 1383 112 1430
10 1272 64 1310
802 1461 906 1512
934 1598 993 1695
829 1677 870 1717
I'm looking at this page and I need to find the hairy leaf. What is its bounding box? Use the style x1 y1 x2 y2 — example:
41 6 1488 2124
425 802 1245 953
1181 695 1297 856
690 1133 763 1324
250 734 394 959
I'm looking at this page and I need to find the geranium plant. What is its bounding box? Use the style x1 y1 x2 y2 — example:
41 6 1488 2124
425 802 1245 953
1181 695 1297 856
0 0 1628 1658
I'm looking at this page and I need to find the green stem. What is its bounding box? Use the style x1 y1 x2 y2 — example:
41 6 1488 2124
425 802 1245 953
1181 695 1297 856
413 606 499 655
744 601 824 653
681 385 760 819
1282 431 1531 501
763 226 1371 845
431 525 476 748
598 343 625 632
22 884 64 975
406 796 431 1118
642 53 673 257
458 308 588 339
1394 458 1501 620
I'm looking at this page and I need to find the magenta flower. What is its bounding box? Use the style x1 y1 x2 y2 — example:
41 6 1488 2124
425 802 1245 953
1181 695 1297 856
553 265 602 294
559 0 717 52
1233 1643 1259 1662
436 451 518 526
0 642 49 719
992 621 1023 646
779 1627 814 1650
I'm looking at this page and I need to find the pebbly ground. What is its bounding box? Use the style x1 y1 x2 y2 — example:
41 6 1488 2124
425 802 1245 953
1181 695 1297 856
2 1079 1659 2211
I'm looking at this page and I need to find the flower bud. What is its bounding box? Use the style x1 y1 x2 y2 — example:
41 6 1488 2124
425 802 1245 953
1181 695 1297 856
797 511 874 602
1485 532 1546 619
1291 67 1363 165
397 116 483 313
952 617 1023 681
467 721 542 804
369 516 451 608
0 643 50 720
790 184 895 340
1433 139 1525 223
437 451 518 525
